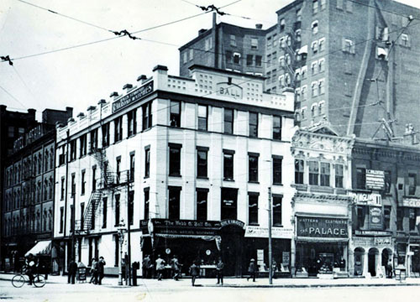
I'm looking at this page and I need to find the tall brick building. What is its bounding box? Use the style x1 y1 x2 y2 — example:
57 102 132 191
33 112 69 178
180 0 420 139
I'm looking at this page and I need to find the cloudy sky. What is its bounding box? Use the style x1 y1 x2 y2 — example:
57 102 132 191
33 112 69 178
0 0 419 121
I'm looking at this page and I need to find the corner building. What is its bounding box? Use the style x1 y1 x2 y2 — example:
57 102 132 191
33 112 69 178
54 65 295 277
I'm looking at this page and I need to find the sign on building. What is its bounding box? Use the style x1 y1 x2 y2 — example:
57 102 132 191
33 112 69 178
296 217 348 238
366 169 385 190
112 81 154 113
402 198 420 208
245 226 293 239
216 82 243 100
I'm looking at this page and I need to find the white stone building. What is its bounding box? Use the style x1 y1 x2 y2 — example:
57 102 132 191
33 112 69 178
53 65 295 276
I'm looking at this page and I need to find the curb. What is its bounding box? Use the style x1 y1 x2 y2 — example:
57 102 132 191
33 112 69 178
203 283 420 288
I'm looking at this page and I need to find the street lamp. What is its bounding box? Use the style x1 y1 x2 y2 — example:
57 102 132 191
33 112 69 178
117 219 126 286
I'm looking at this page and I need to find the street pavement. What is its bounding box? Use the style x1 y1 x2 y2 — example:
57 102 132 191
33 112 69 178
1 274 420 302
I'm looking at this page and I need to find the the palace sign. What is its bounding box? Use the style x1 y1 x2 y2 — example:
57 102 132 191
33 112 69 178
112 81 154 113
297 217 348 238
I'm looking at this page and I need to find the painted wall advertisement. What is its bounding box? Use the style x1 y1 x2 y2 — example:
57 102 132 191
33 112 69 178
296 217 348 238
369 207 383 230
366 169 385 190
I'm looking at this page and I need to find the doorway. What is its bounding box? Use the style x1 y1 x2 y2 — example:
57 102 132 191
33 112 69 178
368 248 379 277
220 225 244 276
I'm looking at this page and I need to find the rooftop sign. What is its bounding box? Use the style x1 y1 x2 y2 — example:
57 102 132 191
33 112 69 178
112 81 154 113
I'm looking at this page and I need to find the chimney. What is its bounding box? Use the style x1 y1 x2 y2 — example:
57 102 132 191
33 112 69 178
98 99 107 106
198 29 207 35
77 112 85 119
137 75 147 82
123 83 133 90
255 24 263 29
109 92 119 98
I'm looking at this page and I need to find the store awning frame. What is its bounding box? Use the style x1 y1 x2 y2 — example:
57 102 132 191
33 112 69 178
25 240 52 257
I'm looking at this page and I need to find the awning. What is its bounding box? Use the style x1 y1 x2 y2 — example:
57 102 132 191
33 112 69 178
298 45 308 54
25 240 52 257
155 234 219 241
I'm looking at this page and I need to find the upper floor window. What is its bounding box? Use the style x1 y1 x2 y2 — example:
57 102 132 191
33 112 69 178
320 0 326 10
197 147 208 178
249 112 258 138
319 38 325 52
313 0 319 14
273 195 283 226
79 135 87 158
273 156 282 185
356 167 366 189
114 116 123 143
169 144 181 176
273 116 282 140
130 152 135 182
81 170 86 195
256 55 262 67
205 37 212 51
248 153 259 183
170 101 181 127
320 163 330 186
311 21 319 34
251 38 258 49
198 105 208 131
342 38 355 54
230 35 236 47
197 189 208 221
224 108 234 134
102 123 110 147
233 52 241 64
70 140 77 161
408 173 417 196
90 129 98 152
335 164 344 188
309 161 319 185
248 193 259 225
189 49 193 61
223 150 234 181
127 109 137 137
144 146 150 178
142 102 152 130
401 34 410 47
168 187 181 220
280 19 286 32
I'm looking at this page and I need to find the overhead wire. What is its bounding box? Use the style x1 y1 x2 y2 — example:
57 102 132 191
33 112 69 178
0 84 27 109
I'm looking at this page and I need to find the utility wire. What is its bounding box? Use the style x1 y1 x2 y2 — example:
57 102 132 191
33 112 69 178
0 84 27 109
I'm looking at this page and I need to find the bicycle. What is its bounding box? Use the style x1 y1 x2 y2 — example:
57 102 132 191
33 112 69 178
12 273 46 288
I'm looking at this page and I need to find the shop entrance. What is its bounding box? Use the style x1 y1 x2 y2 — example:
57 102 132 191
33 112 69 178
368 248 379 277
381 248 392 268
354 247 365 276
221 225 244 276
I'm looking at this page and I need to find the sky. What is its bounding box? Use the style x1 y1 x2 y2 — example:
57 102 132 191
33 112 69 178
0 0 419 121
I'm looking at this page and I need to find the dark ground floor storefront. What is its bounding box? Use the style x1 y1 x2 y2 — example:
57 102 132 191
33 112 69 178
140 219 291 277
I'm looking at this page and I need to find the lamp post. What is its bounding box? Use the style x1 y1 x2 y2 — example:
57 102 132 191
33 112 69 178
117 219 126 286
268 187 273 285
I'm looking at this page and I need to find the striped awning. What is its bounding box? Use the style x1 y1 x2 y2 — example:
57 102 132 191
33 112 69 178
25 240 52 257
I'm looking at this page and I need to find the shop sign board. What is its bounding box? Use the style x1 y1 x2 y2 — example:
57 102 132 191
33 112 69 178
353 236 392 247
369 207 383 230
296 217 348 238
352 193 382 206
140 219 221 236
220 219 245 229
366 169 385 190
374 237 392 246
402 197 420 208
354 230 391 236
112 81 154 113
245 226 293 239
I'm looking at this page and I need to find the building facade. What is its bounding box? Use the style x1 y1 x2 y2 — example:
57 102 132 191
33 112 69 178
2 108 73 272
54 64 295 277
291 126 354 277
180 0 420 139
350 137 420 278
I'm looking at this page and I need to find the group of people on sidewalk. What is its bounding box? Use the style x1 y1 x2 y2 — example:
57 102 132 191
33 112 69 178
67 256 106 285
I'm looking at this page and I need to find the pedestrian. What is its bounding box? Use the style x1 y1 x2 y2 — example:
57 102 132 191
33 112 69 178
142 254 152 279
216 257 224 285
386 261 393 278
247 258 256 282
89 258 97 284
189 261 199 286
68 259 78 284
155 254 165 281
171 255 182 281
97 256 106 285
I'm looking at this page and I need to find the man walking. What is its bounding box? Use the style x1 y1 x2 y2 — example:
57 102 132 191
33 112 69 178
142 255 152 279
189 261 199 286
155 255 165 281
68 259 78 284
97 256 106 285
247 259 256 282
89 258 97 284
171 255 181 281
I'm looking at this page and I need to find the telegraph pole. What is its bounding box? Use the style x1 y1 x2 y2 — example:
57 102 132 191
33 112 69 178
268 187 273 285
126 171 132 286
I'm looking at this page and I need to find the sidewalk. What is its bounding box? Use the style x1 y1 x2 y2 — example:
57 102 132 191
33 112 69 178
2 272 420 288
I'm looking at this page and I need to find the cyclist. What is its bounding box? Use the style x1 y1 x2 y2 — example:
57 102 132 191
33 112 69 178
25 254 36 285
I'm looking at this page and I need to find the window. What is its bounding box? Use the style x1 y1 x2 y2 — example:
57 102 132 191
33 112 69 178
301 85 307 100
183 52 187 64
116 156 121 184
311 41 319 54
170 101 181 127
301 107 307 120
223 150 234 180
71 173 76 196
92 165 97 191
142 102 152 130
90 129 98 152
346 0 353 12
311 61 318 75
312 20 319 34
272 69 277 84
102 123 110 147
337 0 343 9
205 37 212 51
70 205 74 232
189 49 193 60
115 194 120 226
196 189 208 221
79 134 87 157
248 193 259 225
320 163 330 186
144 188 150 220
409 208 420 231
356 206 366 229
267 36 272 47
273 116 282 140
408 173 417 196
335 164 344 188
301 67 307 79
168 187 181 220
198 105 208 131
81 170 86 195
246 54 253 66
397 208 403 231
384 206 391 230
251 38 258 49
376 47 388 60
196 147 208 178
313 0 319 14
249 112 258 137
319 38 325 52
129 152 135 182
127 109 137 137
319 79 325 94
128 191 134 225
169 144 181 176
80 202 85 230
311 104 318 117
271 195 283 226
70 140 77 161
342 38 355 54
401 34 410 47
221 188 237 220
384 170 391 194
318 59 325 72
311 81 319 97
102 197 107 228
279 56 285 67
145 146 150 178
309 161 319 185
320 0 326 10
285 54 291 65
273 156 282 185
256 55 262 67
60 177 65 200
59 207 64 233
248 153 259 182
233 53 241 64
356 167 366 189
230 35 236 47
